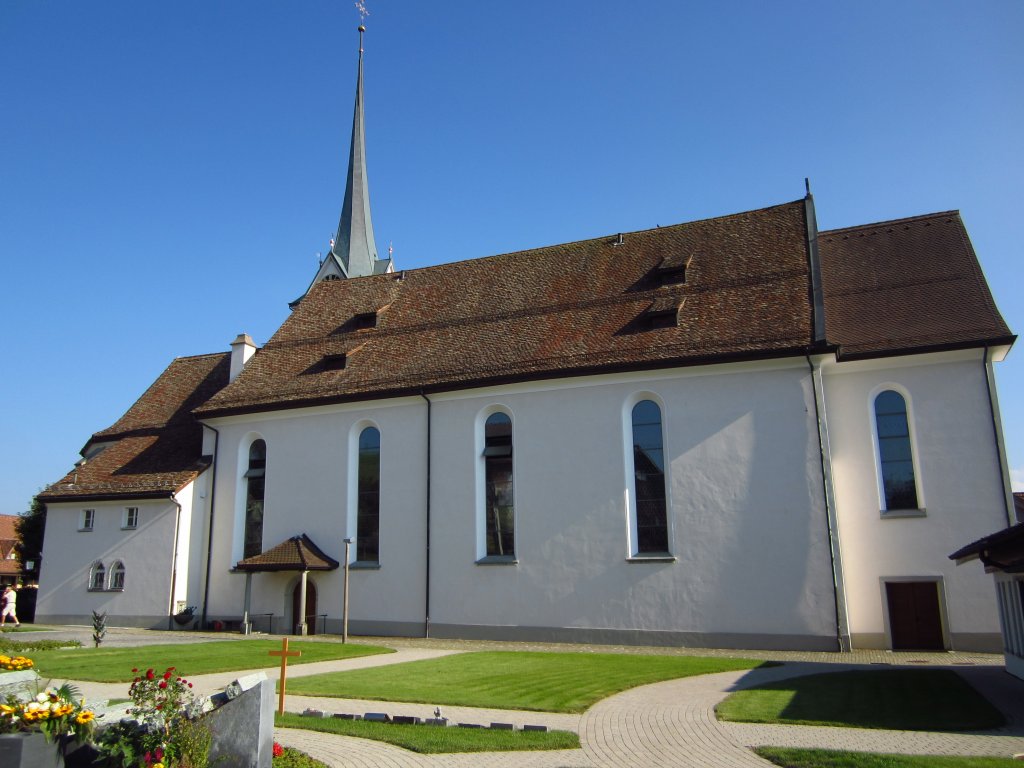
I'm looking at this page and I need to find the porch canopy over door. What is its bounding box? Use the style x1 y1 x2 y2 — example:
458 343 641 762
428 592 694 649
234 534 339 635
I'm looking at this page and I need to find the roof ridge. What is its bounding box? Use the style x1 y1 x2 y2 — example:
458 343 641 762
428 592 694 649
337 198 808 280
821 210 960 237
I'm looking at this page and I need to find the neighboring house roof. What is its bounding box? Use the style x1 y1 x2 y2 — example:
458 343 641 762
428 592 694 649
234 534 340 572
39 353 230 502
950 521 1024 573
0 515 20 576
818 211 1013 359
198 199 817 417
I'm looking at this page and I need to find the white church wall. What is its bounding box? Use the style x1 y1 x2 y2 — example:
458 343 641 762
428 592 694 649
424 360 839 649
36 498 180 628
824 349 1006 651
203 396 428 635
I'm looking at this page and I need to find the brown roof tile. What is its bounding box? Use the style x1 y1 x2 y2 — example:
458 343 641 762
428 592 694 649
819 212 1013 359
39 353 230 502
198 200 815 416
234 534 340 572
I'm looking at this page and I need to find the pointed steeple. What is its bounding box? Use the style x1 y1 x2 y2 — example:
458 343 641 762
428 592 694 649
299 25 390 298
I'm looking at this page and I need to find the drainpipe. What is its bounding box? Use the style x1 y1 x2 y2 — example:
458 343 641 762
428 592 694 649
167 494 183 630
419 391 432 638
200 423 220 629
982 345 1016 526
806 354 852 651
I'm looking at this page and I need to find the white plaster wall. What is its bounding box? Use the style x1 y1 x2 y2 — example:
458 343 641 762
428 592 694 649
36 499 179 621
203 397 428 629
426 361 837 642
824 351 1007 647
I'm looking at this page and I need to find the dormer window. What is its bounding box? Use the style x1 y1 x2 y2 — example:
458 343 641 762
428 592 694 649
322 274 341 282
642 297 682 329
322 353 348 371
350 311 378 330
653 253 687 285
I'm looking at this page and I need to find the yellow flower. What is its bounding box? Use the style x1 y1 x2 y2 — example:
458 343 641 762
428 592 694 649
152 763 165 768
75 710 95 724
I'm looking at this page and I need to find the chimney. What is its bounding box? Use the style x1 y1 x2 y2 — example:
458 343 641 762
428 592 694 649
229 333 257 383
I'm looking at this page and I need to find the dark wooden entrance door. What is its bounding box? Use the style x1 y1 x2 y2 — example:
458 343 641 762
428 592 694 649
886 581 944 650
291 580 318 635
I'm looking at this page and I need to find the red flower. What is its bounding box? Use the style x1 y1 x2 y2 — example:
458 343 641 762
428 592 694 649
188 682 193 688
131 667 138 673
163 671 172 681
273 742 284 758
158 681 167 689
146 669 155 680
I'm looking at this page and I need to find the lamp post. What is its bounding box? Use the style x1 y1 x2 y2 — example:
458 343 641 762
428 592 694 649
342 537 353 643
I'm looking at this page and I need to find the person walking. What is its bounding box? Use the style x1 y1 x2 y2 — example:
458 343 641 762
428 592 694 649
1 584 20 627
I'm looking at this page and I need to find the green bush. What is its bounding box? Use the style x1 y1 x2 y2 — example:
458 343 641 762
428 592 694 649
0 637 82 653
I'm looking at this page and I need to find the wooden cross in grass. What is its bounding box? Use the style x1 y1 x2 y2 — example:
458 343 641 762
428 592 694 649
269 637 302 714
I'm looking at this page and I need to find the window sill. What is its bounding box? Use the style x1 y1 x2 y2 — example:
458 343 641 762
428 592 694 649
78 528 93 533
349 561 381 570
626 553 676 563
476 555 518 566
121 526 137 531
880 508 927 519
87 587 105 592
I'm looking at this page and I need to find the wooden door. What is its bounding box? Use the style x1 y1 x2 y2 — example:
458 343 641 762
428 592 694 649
291 580 318 635
886 581 944 650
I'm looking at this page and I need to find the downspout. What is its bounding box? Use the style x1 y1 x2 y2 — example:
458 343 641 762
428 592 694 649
982 345 1016 526
167 494 183 630
419 391 432 637
807 355 852 651
200 423 220 629
803 186 851 651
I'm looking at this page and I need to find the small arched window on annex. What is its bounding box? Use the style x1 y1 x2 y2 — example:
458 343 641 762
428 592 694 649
88 561 106 591
347 422 381 566
109 560 126 591
870 386 924 516
622 394 674 560
242 438 268 559
476 407 516 564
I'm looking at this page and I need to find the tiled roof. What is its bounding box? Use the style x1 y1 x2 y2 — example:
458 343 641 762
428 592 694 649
0 515 19 575
198 200 815 417
950 521 1024 571
234 534 340 572
39 353 230 502
818 212 1013 359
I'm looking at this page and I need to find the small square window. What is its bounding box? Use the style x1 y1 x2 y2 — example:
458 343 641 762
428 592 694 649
80 509 95 531
123 507 139 529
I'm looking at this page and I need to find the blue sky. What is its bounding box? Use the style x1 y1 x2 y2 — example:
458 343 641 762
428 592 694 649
1 1 1022 514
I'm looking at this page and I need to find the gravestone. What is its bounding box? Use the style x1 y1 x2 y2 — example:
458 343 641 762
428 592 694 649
205 673 274 768
0 669 39 702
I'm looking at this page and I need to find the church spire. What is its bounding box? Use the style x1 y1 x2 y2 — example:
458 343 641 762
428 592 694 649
332 24 382 278
299 24 391 295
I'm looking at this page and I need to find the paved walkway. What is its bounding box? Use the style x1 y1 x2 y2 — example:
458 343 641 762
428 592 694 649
15 627 1024 767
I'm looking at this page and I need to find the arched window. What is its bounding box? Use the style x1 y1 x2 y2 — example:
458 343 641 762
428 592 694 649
356 427 381 563
630 400 669 554
89 561 106 591
109 561 126 590
483 412 514 557
874 390 919 510
243 440 267 559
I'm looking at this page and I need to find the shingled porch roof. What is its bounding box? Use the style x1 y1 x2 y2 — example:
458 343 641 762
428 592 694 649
234 534 340 572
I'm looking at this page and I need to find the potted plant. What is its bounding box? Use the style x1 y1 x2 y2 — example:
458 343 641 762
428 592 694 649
0 683 96 768
171 607 197 628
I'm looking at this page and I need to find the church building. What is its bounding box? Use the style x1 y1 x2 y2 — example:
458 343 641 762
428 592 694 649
35 28 1017 652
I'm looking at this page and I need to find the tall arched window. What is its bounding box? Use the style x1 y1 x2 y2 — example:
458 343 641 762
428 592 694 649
243 440 267 559
874 390 919 510
89 561 106 591
109 561 126 590
631 400 669 554
483 412 514 557
356 426 381 563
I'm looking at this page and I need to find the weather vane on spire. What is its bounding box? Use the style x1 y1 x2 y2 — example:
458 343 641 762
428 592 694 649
355 1 370 23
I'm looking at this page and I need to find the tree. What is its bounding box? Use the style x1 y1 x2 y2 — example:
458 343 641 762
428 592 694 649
15 495 46 582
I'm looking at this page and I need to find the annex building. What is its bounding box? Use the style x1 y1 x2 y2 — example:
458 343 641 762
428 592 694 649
35 29 1017 653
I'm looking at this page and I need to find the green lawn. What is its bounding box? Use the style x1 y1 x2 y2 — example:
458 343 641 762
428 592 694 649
286 650 763 713
717 669 1005 732
275 712 580 753
756 747 1023 768
28 640 392 682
